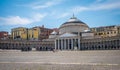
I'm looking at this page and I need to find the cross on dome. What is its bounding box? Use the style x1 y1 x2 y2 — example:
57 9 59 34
71 13 76 19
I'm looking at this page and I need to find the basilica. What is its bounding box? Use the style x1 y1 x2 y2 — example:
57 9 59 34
45 15 120 50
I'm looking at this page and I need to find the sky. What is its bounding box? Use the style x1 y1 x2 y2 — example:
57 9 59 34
0 0 120 34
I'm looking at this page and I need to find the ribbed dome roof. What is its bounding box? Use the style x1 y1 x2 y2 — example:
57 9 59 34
67 17 80 22
62 15 85 25
60 16 87 28
59 15 89 34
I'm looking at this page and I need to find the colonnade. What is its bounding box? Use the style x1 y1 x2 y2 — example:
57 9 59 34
55 36 120 51
0 36 120 51
80 38 120 50
0 41 54 51
55 38 80 50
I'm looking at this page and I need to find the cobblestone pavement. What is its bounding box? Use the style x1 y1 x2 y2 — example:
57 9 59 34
0 50 120 70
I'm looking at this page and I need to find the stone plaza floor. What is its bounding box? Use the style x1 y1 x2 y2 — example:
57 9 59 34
0 50 120 70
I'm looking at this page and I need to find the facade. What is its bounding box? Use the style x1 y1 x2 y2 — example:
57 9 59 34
11 27 28 40
80 36 120 50
91 25 120 38
0 31 8 40
11 26 53 41
28 27 40 40
0 40 54 51
53 16 120 50
28 26 53 41
38 26 53 41
117 26 120 35
54 16 91 50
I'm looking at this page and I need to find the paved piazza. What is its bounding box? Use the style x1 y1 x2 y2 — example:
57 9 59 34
0 50 120 70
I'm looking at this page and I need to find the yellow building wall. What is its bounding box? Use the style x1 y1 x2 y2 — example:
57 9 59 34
28 27 40 40
91 26 119 38
118 26 120 35
33 30 38 39
28 29 33 39
21 32 27 40
12 27 28 40
12 26 52 40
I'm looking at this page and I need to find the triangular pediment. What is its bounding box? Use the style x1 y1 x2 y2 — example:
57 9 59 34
59 33 77 38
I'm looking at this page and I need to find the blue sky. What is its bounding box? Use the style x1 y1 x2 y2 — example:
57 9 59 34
0 0 120 33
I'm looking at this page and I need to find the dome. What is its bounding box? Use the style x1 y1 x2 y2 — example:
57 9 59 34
59 16 89 34
64 17 84 24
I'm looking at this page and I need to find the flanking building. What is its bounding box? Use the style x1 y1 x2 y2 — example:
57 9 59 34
91 25 120 38
11 27 28 40
11 25 53 41
0 31 9 40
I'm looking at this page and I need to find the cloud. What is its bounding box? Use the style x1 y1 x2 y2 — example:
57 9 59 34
32 13 47 22
72 6 89 13
20 0 63 9
0 13 46 25
92 1 120 10
94 0 105 3
57 0 120 18
57 13 70 18
0 16 32 25
72 0 120 13
32 1 59 9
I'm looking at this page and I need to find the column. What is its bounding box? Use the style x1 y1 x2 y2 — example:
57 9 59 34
61 39 63 50
74 38 78 50
68 39 70 50
71 39 73 50
62 39 65 50
78 38 80 50
64 39 66 50
75 38 78 50
66 39 68 50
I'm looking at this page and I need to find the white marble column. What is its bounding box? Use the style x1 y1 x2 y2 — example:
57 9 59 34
64 39 66 50
78 38 80 50
71 39 73 50
65 39 68 50
68 39 70 50
61 39 63 50
75 39 77 49
74 38 77 50
62 39 65 50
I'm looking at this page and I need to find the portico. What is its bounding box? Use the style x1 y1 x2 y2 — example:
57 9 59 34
55 33 81 50
54 15 89 51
